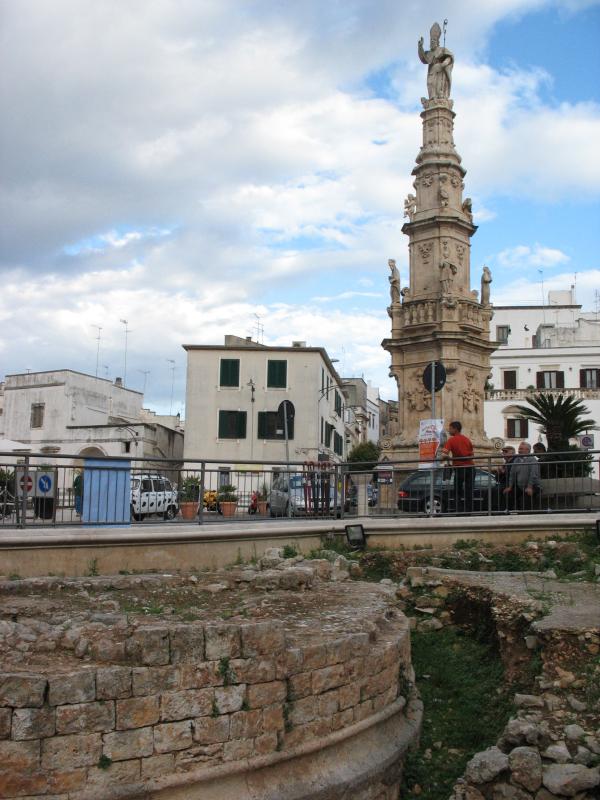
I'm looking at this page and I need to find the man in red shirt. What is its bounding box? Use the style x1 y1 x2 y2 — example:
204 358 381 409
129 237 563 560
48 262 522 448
441 420 475 513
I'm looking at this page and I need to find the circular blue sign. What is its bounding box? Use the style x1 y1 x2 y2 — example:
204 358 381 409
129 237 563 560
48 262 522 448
38 475 52 494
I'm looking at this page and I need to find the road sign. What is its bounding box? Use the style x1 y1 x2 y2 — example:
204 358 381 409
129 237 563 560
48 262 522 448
423 362 447 393
19 474 33 495
37 473 53 495
278 400 295 424
580 434 594 449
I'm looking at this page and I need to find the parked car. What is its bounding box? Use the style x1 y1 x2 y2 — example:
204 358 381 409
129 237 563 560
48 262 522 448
269 473 341 517
131 474 179 521
397 468 500 514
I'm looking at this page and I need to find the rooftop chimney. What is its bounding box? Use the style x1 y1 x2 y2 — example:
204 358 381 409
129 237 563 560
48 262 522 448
115 377 123 387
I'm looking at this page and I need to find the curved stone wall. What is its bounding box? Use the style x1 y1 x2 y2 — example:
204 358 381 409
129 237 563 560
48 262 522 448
0 553 420 799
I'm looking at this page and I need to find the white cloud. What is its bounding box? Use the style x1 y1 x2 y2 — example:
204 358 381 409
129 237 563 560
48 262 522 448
496 244 571 269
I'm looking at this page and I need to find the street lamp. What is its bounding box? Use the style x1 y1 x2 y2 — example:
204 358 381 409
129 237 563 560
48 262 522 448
91 325 102 377
167 359 176 415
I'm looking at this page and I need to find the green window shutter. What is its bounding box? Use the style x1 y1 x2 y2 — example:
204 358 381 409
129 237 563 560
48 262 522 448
236 411 247 438
257 412 266 438
267 360 287 388
220 359 240 387
219 410 246 439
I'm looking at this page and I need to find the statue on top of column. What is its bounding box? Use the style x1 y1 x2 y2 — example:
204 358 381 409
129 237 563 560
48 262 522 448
418 22 454 100
388 259 401 304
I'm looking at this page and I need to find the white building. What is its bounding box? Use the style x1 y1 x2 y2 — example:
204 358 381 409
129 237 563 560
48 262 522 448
183 336 346 469
342 378 381 452
484 290 600 447
0 370 184 462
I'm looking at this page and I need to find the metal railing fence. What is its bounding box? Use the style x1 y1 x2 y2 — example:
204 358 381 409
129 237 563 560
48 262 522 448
0 449 598 528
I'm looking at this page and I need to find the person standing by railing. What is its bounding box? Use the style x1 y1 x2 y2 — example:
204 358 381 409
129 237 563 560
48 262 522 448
503 442 541 511
441 421 474 513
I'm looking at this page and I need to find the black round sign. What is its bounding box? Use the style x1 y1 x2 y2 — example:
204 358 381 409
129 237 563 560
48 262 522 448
422 362 447 393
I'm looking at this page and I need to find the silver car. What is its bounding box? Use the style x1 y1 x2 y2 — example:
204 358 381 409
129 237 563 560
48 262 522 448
269 473 340 517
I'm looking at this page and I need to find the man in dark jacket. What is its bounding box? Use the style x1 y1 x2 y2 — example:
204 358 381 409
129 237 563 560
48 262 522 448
503 441 542 511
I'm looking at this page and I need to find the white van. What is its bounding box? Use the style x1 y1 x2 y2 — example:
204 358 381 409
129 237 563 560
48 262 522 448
131 474 179 521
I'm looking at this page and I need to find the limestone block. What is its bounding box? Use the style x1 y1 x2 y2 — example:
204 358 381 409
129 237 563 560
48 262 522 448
0 707 11 738
326 636 355 664
215 684 246 714
154 720 193 753
0 738 40 769
12 706 56 739
231 657 277 684
246 680 285 710
230 709 262 739
86 758 141 790
117 695 160 730
142 752 175 778
42 732 102 770
278 567 314 590
514 693 544 709
89 637 126 663
508 746 542 792
205 624 241 660
288 696 317 726
302 644 328 671
254 731 278 755
47 767 87 794
103 727 154 760
285 648 304 675
288 672 312 700
338 682 360 710
161 688 213 721
542 764 600 796
192 715 230 744
126 627 170 666
465 747 509 784
312 663 346 694
354 699 373 722
317 690 339 717
48 671 95 706
0 673 47 708
96 666 132 700
490 783 532 800
180 661 222 689
284 718 331 749
332 707 354 731
56 700 115 734
564 723 585 741
261 704 284 733
132 666 180 696
0 770 47 798
241 621 285 657
542 742 571 763
223 737 254 761
176 742 222 766
170 624 205 664
309 559 332 580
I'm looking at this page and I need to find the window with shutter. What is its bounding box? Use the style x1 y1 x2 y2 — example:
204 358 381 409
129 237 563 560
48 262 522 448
503 370 517 390
219 359 240 387
507 418 528 438
536 371 564 389
267 360 287 388
257 410 294 439
30 403 45 428
580 369 600 389
218 410 247 439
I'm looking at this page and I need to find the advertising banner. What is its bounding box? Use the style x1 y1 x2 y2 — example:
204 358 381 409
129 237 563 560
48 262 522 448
418 419 444 469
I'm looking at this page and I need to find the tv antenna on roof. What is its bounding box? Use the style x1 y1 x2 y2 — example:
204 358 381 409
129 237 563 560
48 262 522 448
443 19 448 46
253 313 264 344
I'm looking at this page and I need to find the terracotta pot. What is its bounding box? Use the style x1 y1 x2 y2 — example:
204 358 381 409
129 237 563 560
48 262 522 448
257 500 268 515
180 501 197 520
219 501 238 518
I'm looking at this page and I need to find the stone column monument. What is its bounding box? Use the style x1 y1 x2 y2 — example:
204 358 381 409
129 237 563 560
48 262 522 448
381 22 497 458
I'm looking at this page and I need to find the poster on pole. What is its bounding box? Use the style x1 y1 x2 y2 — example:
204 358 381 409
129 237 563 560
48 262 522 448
418 419 444 469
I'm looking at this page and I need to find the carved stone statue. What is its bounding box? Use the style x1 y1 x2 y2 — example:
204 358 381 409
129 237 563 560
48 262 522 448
481 265 492 306
418 22 454 100
439 260 457 293
404 193 417 220
388 259 401 304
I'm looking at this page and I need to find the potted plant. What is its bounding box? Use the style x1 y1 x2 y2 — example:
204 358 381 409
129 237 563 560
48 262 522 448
257 482 269 515
217 484 238 517
180 475 200 520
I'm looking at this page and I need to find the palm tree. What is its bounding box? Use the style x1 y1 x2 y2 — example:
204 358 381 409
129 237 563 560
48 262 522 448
514 393 596 451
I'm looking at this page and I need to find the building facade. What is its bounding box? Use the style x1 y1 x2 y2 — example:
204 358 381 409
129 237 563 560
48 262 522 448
183 336 346 468
484 291 600 446
0 370 183 462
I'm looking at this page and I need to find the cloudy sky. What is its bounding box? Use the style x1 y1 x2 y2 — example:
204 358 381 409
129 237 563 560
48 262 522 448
1 0 599 414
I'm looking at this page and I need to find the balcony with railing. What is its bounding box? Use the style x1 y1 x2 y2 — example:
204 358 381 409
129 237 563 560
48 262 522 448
485 387 600 402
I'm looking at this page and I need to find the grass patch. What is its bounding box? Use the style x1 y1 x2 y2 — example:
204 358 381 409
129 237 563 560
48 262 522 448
401 627 512 800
